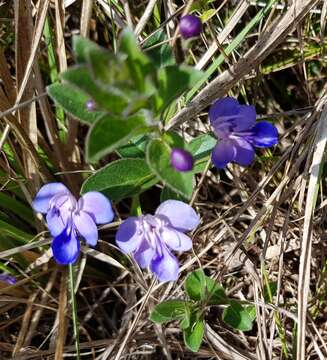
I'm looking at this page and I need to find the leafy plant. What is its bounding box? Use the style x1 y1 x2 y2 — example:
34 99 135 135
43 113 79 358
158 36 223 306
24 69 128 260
150 269 256 352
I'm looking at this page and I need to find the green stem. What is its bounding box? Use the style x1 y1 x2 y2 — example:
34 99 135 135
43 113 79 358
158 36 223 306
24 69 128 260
69 264 80 360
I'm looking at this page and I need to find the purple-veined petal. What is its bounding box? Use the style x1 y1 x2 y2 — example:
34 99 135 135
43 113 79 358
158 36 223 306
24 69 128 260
250 121 278 148
232 104 256 131
161 226 192 251
209 97 239 127
116 217 143 253
79 192 114 224
32 183 69 213
73 210 98 246
46 207 69 237
51 227 80 265
133 237 154 268
155 200 200 232
150 247 179 282
211 139 236 169
233 138 255 166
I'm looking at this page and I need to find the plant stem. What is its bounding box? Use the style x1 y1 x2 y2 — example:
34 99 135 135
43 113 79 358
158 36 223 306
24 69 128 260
69 263 80 360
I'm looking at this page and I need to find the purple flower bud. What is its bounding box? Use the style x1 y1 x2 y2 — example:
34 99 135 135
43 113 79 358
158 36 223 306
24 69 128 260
85 99 96 111
171 148 194 172
179 15 202 39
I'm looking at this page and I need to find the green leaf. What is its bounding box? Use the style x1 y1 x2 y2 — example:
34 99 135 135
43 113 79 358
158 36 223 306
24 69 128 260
183 320 205 352
47 83 104 124
146 139 194 199
0 192 33 223
263 281 278 302
200 9 216 22
185 269 226 305
223 300 255 331
73 35 101 63
156 65 203 113
143 29 175 68
81 158 157 201
0 219 34 244
188 134 216 161
86 113 149 162
188 133 217 173
61 65 128 114
117 134 149 158
87 48 129 86
119 28 154 92
150 300 190 324
160 186 188 202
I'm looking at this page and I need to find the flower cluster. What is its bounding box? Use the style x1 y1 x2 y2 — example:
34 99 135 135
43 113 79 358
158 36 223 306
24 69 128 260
33 183 114 265
33 185 200 282
209 97 278 168
116 200 200 282
32 97 279 283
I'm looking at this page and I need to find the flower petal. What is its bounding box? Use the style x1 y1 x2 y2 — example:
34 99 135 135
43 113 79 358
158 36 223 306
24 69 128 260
32 183 69 213
150 247 179 282
51 228 80 265
155 200 200 232
211 140 236 169
46 208 69 237
73 211 98 246
232 104 256 131
79 192 114 224
233 138 255 166
161 226 192 251
250 121 278 148
116 217 143 253
134 240 154 268
209 97 239 127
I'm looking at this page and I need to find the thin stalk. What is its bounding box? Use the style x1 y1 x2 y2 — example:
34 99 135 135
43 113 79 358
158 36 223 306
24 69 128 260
69 264 80 360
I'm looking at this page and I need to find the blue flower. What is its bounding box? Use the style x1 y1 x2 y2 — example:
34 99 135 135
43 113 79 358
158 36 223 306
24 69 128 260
209 97 278 168
115 200 200 282
33 183 114 265
0 273 16 285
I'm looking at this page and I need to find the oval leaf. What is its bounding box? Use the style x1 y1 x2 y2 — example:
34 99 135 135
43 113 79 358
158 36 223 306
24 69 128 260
81 158 157 201
222 300 255 331
183 320 205 352
86 113 148 162
185 269 226 305
150 300 189 324
47 83 104 124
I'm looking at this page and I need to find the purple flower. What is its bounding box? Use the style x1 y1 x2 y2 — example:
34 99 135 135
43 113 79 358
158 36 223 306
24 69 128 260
209 97 278 168
179 15 202 39
33 183 114 265
0 273 16 285
171 148 194 172
116 200 200 282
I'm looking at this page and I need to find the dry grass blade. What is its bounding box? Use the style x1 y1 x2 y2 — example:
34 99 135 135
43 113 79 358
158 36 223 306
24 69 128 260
55 269 68 360
196 0 250 70
0 0 50 152
297 101 327 360
14 0 39 193
134 0 158 36
166 0 319 130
